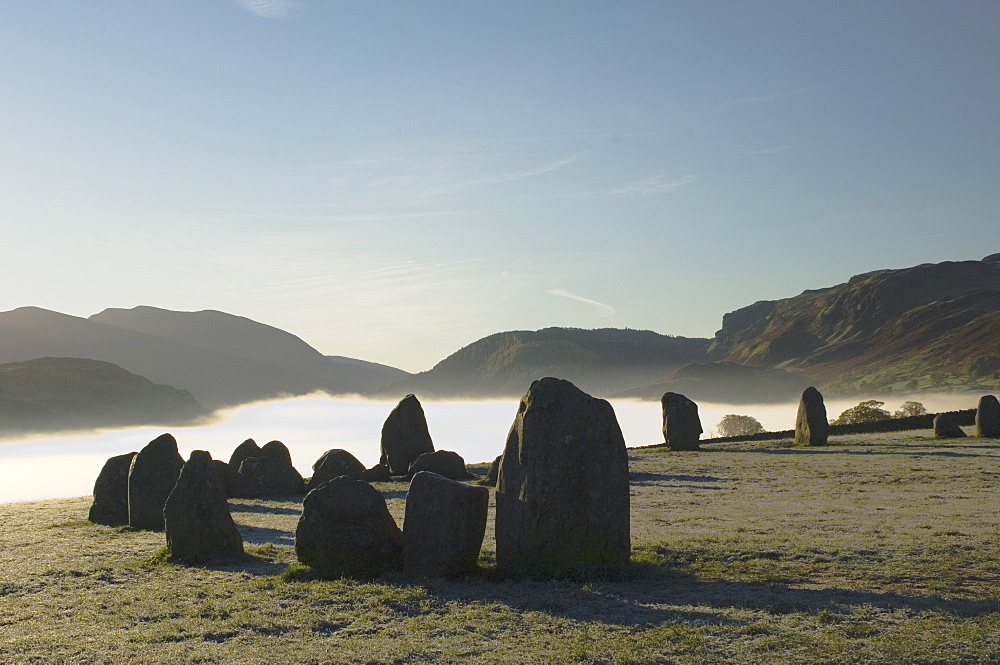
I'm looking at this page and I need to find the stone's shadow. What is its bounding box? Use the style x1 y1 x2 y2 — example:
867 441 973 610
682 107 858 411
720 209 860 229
173 551 287 576
629 472 724 487
228 502 301 515
424 564 1000 627
748 448 983 459
379 490 407 500
236 524 295 546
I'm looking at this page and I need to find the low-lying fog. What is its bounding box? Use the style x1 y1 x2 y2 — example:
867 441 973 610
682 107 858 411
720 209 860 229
0 392 987 504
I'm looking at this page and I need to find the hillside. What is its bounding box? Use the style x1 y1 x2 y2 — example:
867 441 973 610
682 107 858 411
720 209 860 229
0 306 409 409
708 255 1000 394
375 327 712 399
0 357 206 435
613 362 813 403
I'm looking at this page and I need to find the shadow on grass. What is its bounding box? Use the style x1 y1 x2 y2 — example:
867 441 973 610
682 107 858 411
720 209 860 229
236 524 294 546
228 502 301 515
148 546 287 575
630 472 725 487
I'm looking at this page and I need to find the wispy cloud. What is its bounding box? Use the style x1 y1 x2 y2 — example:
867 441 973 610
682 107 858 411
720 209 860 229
726 145 791 164
611 174 695 197
232 0 298 19
547 289 617 317
420 151 591 198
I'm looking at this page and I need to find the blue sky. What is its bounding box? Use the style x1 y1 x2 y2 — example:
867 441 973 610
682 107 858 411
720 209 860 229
2 1 997 371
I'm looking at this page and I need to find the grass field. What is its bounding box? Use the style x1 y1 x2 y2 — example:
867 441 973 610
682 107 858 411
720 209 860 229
2 428 999 664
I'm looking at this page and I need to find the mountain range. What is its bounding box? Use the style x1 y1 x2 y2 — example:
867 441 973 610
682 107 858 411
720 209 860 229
0 306 409 411
1 254 996 433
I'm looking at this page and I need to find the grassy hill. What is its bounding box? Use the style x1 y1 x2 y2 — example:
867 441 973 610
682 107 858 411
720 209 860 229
375 327 712 399
0 357 207 435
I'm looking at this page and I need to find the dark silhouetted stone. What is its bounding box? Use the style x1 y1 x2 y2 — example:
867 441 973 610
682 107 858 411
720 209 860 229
228 438 261 470
128 433 184 531
404 471 488 578
88 452 137 526
976 395 1000 438
934 412 967 438
379 394 435 475
660 392 703 451
295 476 403 576
232 456 305 498
794 387 829 446
362 463 392 483
308 449 367 492
407 450 473 480
227 438 261 494
495 377 630 574
478 455 502 487
164 450 243 560
210 459 233 497
260 439 294 466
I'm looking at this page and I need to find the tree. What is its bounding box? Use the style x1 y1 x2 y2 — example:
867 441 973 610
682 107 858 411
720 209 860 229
716 414 765 437
893 401 927 418
831 400 891 425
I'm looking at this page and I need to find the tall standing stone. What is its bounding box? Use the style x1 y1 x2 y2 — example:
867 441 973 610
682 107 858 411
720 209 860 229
794 387 829 446
976 395 1000 438
379 394 435 476
403 471 488 578
295 476 403 577
88 452 137 526
164 451 244 560
495 377 630 574
661 392 703 451
128 433 184 531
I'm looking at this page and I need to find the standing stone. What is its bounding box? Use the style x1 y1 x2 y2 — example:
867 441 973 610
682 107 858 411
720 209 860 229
407 450 473 480
794 387 829 446
164 451 244 560
128 433 184 531
478 455 503 487
295 476 403 577
229 438 261 472
308 449 367 493
232 453 306 498
976 395 1000 438
934 412 967 438
495 377 630 574
404 471 489 578
379 394 435 475
660 392 703 451
88 452 137 526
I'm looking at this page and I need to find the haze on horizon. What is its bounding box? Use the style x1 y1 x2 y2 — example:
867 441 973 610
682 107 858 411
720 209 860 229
1 1 997 373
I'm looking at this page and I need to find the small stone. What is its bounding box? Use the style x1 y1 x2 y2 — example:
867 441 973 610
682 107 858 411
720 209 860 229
88 452 137 526
295 476 403 577
164 450 244 560
403 471 488 578
478 455 502 487
935 412 968 438
407 450 473 480
362 463 392 483
308 449 367 492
